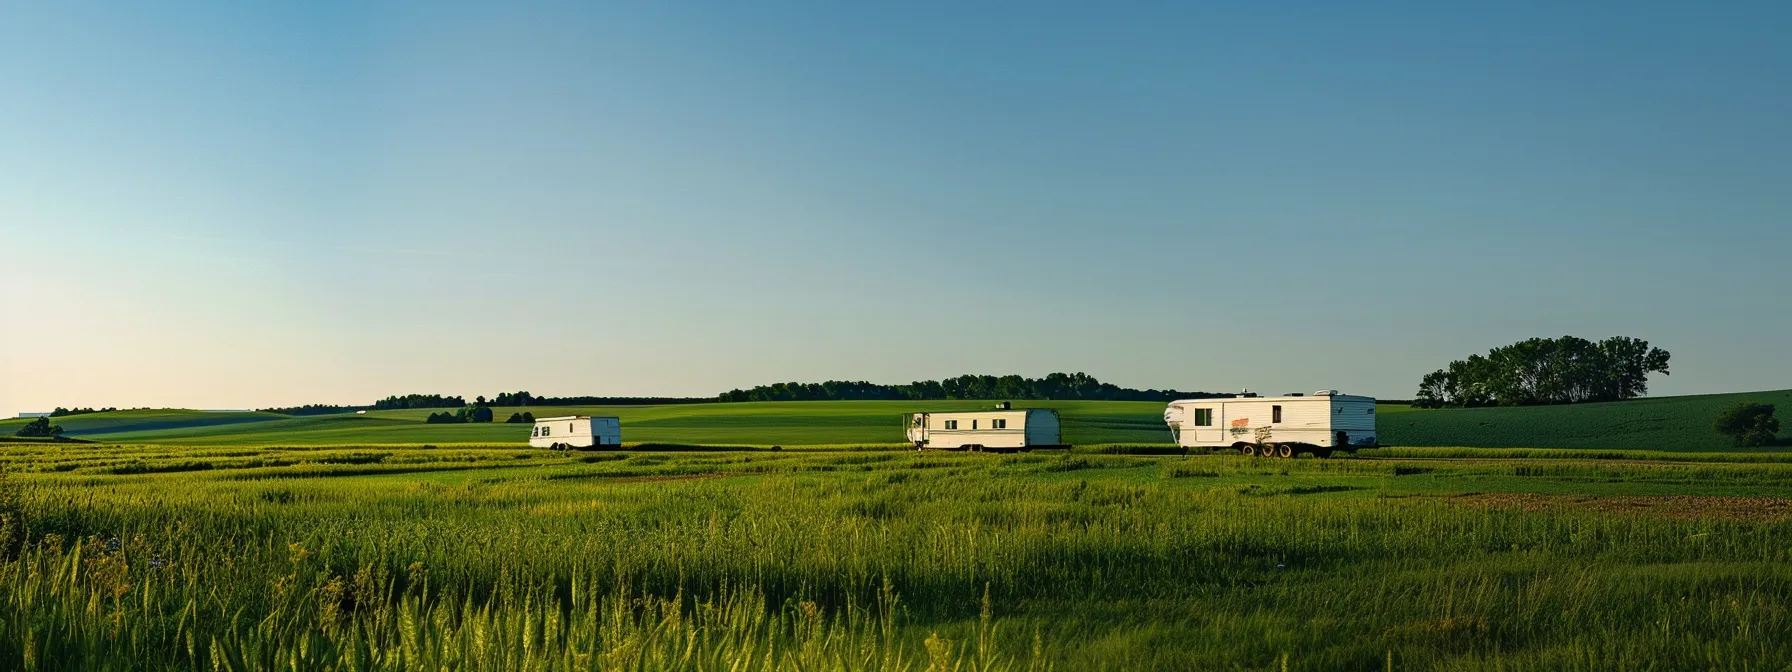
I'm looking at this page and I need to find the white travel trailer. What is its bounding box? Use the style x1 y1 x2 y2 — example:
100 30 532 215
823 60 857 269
1163 391 1377 458
905 406 1065 451
530 415 622 450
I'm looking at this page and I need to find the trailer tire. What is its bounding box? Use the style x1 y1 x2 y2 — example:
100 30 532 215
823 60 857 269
1277 443 1293 458
1240 444 1257 457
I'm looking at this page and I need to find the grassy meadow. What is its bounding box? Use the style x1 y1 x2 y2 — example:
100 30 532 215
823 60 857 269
4 391 1790 668
4 389 1789 450
3 443 1792 669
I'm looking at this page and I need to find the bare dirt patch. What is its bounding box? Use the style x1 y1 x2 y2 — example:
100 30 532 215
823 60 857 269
1445 493 1792 522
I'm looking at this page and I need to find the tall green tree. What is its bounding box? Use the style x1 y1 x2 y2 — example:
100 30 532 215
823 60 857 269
1414 336 1669 408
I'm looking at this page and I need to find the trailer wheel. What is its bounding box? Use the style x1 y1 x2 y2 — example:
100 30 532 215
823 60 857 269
1240 444 1257 457
1276 443 1293 458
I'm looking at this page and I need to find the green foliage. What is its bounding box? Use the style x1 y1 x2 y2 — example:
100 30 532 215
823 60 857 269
464 404 493 423
492 390 534 406
1714 403 1780 447
1415 336 1670 408
13 417 64 438
423 412 458 424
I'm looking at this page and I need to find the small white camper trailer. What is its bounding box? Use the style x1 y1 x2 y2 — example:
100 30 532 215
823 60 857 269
1163 391 1377 457
905 407 1065 451
530 415 622 449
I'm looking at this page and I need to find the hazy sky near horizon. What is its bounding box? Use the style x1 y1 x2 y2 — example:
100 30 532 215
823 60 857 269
3 1 1789 415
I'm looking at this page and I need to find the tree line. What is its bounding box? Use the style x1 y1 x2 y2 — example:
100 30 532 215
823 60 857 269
1415 336 1670 408
49 407 116 417
264 393 709 416
718 373 1224 403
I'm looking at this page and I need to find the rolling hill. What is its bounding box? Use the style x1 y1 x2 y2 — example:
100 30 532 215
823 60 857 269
2 390 1786 450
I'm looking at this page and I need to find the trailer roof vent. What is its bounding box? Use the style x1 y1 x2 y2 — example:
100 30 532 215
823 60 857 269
1313 389 1339 396
995 401 1011 409
1286 393 1304 397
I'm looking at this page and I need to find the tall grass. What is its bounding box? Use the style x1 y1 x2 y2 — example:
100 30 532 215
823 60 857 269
2 448 1790 669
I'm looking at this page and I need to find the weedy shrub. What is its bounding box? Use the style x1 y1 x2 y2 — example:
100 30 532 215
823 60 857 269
1163 464 1221 478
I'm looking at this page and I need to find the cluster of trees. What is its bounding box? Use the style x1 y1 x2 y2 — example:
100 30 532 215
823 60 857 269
423 397 506 424
718 373 1222 403
1714 403 1780 447
424 409 538 424
49 407 114 417
1414 336 1671 408
14 418 65 438
373 394 467 410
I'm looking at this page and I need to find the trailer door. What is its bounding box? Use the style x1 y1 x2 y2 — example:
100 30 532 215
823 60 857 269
907 413 929 445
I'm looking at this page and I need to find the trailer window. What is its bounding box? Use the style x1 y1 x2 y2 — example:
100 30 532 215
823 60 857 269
1193 408 1213 426
541 427 550 437
945 420 958 430
1272 406 1283 423
971 420 978 429
993 419 1007 429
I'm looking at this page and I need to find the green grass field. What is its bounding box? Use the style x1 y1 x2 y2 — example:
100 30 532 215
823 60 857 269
6 390 1788 450
2 443 1789 669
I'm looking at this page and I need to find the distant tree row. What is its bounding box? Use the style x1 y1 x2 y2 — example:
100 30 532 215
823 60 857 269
256 404 357 416
373 394 466 410
1415 336 1671 408
491 391 708 407
718 373 1224 403
505 412 536 424
49 407 115 417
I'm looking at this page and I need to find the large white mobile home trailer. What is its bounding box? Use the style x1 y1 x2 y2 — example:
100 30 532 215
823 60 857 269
530 415 622 449
906 407 1065 451
1163 391 1377 458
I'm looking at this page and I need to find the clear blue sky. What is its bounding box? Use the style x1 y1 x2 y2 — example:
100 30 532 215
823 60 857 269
2 1 1788 415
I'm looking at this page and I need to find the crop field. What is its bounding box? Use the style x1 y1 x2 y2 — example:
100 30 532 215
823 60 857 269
3 389 1787 450
3 442 1792 670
